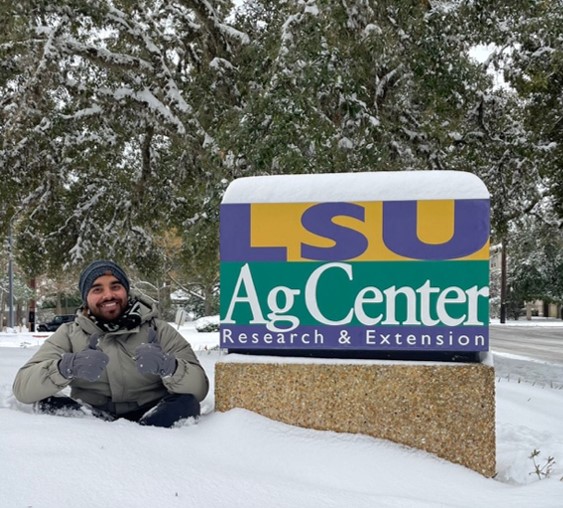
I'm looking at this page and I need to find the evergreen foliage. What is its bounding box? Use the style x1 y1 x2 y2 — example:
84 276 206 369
0 0 561 315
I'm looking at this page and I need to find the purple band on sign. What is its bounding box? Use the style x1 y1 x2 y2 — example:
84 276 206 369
382 200 489 260
220 324 489 351
220 204 286 262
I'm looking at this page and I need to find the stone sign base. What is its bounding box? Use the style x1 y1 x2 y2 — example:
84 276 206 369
215 355 496 477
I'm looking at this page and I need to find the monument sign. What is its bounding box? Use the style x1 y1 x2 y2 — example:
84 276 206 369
220 171 489 357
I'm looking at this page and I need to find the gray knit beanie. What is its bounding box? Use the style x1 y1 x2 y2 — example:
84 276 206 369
79 260 130 302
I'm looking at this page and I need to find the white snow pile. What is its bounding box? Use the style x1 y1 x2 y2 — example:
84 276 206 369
1 321 562 508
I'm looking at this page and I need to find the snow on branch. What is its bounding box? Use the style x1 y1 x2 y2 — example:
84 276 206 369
104 4 193 114
2 19 67 142
75 188 104 215
96 86 186 134
216 22 250 45
60 37 154 73
375 64 405 110
60 105 103 120
181 0 249 54
209 57 234 73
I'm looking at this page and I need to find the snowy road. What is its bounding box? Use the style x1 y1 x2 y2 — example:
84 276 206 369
490 323 563 365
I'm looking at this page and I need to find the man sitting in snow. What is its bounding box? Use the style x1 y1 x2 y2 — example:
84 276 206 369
12 260 209 428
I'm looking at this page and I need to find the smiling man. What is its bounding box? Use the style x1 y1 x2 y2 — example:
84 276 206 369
12 260 209 428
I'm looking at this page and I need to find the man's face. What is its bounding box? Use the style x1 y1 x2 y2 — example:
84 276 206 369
86 274 128 321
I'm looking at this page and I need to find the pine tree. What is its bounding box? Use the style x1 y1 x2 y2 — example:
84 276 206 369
221 0 491 176
0 0 244 285
2 0 560 321
455 0 562 221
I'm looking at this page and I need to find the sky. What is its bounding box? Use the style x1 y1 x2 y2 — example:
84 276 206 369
468 44 508 90
1 319 562 508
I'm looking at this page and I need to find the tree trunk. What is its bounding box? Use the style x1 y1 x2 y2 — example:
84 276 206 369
203 284 215 316
56 292 62 314
500 238 507 324
28 278 36 331
16 301 22 329
0 291 4 329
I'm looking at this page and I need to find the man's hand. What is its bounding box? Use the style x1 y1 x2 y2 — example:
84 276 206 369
58 350 109 381
135 343 177 378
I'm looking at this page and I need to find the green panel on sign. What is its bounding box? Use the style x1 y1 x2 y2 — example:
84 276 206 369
221 261 489 328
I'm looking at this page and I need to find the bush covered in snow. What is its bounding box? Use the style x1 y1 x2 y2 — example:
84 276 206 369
194 315 220 333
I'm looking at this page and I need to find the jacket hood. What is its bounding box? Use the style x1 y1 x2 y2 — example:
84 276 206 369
132 290 159 321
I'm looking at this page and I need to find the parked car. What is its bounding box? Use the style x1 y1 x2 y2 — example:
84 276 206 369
37 314 76 332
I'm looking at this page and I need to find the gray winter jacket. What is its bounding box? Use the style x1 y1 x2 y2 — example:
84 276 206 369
12 294 209 415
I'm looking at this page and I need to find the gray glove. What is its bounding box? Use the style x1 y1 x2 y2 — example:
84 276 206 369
58 350 109 381
135 343 177 377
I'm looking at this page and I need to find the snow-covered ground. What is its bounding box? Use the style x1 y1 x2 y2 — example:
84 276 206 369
1 320 562 507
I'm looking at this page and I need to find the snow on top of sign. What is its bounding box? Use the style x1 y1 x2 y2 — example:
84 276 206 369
222 171 489 203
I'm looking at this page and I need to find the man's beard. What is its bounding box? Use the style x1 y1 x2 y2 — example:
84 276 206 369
87 299 143 332
90 298 127 322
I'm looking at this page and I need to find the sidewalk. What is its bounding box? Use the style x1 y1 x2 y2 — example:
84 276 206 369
490 317 563 326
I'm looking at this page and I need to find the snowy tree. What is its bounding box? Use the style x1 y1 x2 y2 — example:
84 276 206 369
1 0 560 319
220 0 492 176
0 0 245 283
456 0 562 222
504 215 563 314
450 0 563 319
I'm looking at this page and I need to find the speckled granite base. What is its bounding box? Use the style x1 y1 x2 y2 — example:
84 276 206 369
215 357 496 476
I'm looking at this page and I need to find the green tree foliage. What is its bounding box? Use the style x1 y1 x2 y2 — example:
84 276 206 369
505 3 563 222
220 0 492 176
1 0 561 319
457 0 563 223
502 214 563 316
453 0 562 317
0 0 243 281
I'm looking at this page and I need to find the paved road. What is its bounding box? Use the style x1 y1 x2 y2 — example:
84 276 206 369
490 324 563 365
